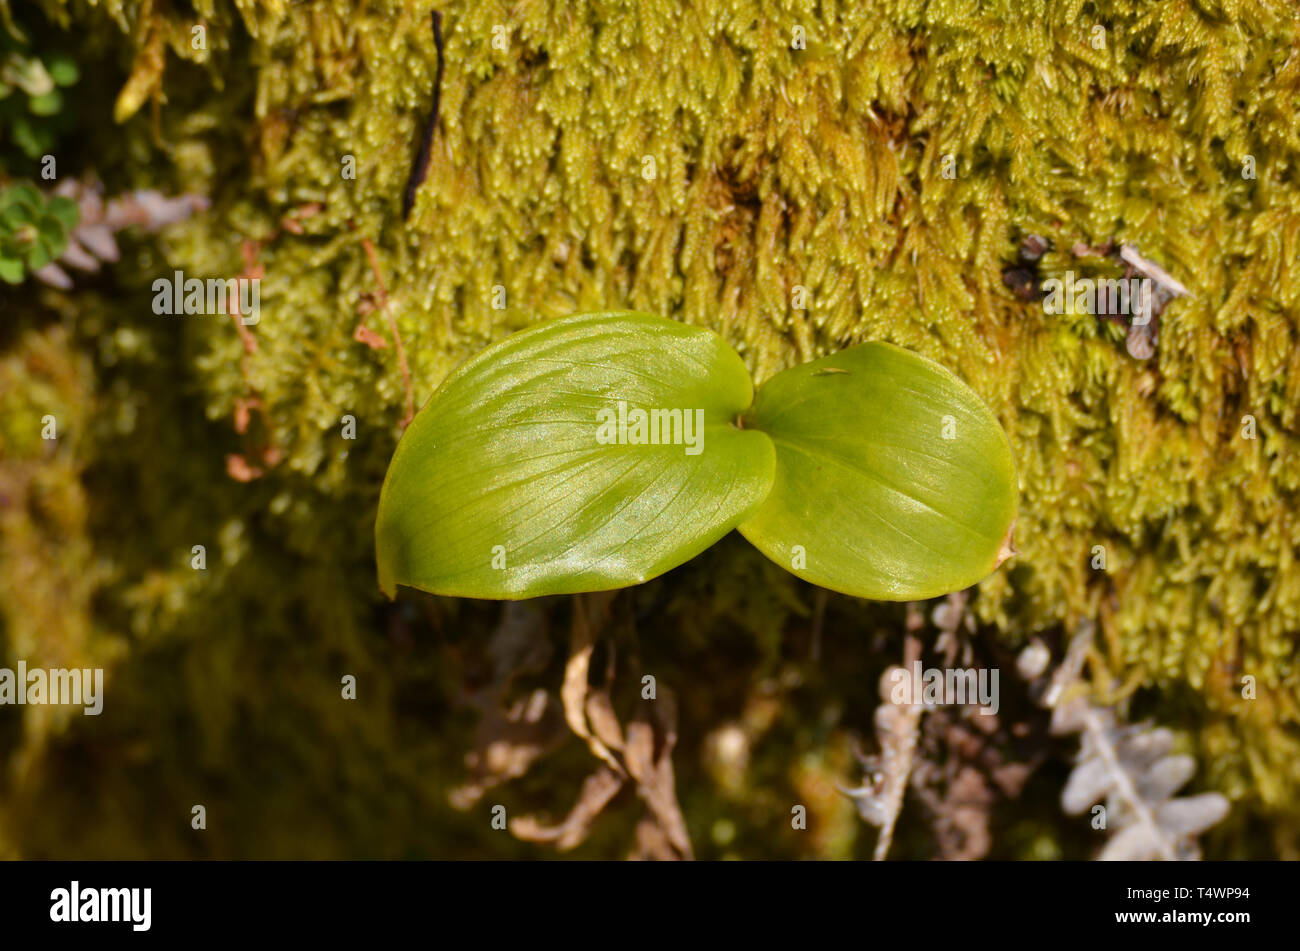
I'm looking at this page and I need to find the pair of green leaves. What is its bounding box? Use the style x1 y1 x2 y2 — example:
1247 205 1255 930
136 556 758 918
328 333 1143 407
376 312 1017 602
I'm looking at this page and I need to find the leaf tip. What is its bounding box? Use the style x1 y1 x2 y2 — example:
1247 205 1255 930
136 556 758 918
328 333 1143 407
377 558 398 600
375 522 400 599
994 521 1017 569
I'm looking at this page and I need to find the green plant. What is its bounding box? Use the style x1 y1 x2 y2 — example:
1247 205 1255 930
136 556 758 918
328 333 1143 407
376 312 1018 601
0 26 78 162
0 180 77 283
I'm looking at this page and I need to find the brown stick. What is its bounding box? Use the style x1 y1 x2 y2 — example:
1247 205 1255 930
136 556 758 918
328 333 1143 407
402 11 445 221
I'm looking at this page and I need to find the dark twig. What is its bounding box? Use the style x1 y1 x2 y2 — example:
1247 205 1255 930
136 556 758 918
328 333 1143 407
402 11 445 221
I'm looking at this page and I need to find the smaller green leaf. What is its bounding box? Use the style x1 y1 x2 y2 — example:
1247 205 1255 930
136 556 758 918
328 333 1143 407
3 182 39 211
46 53 79 87
10 115 48 158
25 238 50 269
0 256 23 283
37 215 68 253
27 88 61 116
47 195 78 231
738 341 1019 601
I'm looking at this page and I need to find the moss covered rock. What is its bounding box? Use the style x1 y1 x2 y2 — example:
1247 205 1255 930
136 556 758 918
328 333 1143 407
1 0 1298 857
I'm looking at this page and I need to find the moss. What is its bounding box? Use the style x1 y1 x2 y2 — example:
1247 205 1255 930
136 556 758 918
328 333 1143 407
1 0 1298 857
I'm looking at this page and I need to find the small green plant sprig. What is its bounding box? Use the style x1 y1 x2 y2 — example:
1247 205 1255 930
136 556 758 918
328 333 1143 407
376 312 1018 602
0 29 79 161
0 181 77 283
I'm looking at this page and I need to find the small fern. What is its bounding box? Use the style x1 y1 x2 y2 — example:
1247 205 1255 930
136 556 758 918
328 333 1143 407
1036 624 1230 861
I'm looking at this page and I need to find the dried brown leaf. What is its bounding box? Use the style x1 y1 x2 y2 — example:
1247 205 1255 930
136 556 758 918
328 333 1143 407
511 767 625 851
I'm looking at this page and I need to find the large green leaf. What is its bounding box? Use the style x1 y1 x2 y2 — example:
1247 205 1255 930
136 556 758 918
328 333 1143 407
376 312 775 599
738 342 1018 600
